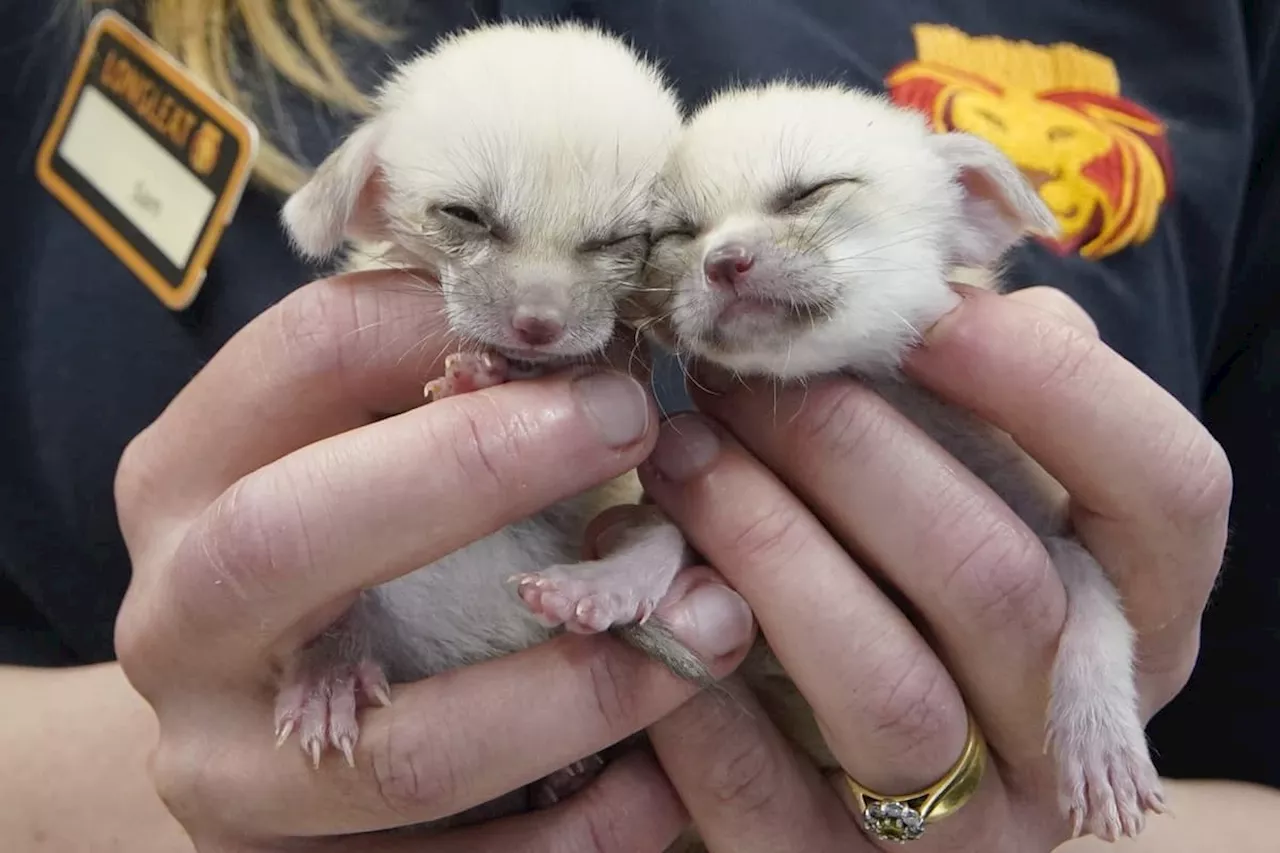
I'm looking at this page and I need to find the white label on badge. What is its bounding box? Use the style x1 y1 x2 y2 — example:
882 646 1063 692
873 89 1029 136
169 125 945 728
59 85 217 269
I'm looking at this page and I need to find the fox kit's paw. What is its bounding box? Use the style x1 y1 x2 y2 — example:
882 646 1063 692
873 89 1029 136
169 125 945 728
514 514 691 634
531 754 607 808
1048 697 1165 841
274 657 390 769
514 563 667 633
424 351 510 401
1044 534 1165 840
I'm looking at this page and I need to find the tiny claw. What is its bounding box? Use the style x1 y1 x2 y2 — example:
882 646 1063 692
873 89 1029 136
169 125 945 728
308 740 322 770
371 683 392 707
275 719 295 748
1070 809 1084 839
338 736 356 768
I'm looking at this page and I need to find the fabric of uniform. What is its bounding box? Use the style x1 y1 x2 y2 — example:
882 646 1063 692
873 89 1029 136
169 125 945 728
1 0 1276 790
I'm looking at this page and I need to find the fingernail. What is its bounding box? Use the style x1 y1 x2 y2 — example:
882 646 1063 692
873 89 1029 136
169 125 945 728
573 371 651 448
663 582 754 659
650 414 721 482
919 285 970 345
594 516 638 555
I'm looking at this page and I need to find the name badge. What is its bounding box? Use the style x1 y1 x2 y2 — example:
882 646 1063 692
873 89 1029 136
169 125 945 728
36 10 258 310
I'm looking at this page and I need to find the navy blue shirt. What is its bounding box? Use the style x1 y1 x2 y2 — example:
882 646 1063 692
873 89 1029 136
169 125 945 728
2 1 1277 788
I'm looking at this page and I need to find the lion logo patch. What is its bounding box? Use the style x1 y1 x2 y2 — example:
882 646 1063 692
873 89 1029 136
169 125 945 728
887 24 1173 260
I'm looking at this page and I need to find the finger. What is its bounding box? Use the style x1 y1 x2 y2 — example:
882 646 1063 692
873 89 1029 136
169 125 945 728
904 286 1231 686
636 415 973 797
158 370 659 666
315 750 688 853
157 612 752 837
116 269 453 556
648 676 868 853
686 372 1065 761
1005 286 1099 336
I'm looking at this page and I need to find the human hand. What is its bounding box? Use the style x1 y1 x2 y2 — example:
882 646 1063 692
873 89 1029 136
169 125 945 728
617 285 1230 851
112 269 756 852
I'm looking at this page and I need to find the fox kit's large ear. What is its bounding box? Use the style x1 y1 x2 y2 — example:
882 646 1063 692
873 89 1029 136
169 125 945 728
281 121 387 260
930 131 1059 268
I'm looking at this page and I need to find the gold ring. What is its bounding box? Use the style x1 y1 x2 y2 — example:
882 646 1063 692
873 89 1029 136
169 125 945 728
844 711 987 843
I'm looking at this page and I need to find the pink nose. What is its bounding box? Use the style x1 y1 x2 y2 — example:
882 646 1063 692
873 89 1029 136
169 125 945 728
512 308 565 347
704 244 755 290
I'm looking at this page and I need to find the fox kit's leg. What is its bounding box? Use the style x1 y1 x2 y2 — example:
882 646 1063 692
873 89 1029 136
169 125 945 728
273 595 391 768
1045 536 1165 840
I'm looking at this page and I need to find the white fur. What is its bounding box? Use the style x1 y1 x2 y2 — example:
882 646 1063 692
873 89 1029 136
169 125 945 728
365 510 587 680
647 82 1056 379
283 20 684 363
272 22 675 805
645 81 1163 842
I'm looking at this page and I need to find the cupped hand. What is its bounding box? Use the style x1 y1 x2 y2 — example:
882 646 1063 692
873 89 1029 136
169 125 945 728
112 269 756 852
621 285 1230 851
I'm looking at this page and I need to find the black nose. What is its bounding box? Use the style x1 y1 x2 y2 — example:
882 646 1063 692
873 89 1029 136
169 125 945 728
704 244 755 289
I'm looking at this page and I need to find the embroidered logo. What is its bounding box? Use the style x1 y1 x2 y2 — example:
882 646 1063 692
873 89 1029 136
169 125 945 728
188 120 223 176
886 24 1173 260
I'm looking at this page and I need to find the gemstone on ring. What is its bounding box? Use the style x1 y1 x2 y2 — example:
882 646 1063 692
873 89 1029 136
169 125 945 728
863 801 926 842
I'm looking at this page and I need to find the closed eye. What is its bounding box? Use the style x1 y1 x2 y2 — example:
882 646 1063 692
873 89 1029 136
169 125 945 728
651 222 698 243
579 233 647 253
438 204 489 229
776 177 863 212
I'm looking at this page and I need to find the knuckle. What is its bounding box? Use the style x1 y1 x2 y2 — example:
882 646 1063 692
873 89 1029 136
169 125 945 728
113 430 153 524
726 504 811 571
370 708 464 817
1152 630 1201 705
113 587 163 679
114 428 181 552
941 514 1060 640
584 647 644 736
561 798 628 853
796 382 892 466
1032 319 1103 396
148 731 217 831
272 279 359 371
1158 428 1234 531
1017 286 1099 337
661 689 787 815
167 474 306 633
702 728 787 817
861 650 955 759
433 398 532 498
177 480 271 603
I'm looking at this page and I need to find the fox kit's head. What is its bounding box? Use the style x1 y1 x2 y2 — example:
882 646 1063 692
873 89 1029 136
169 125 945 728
282 21 682 365
641 82 1057 379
